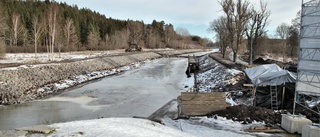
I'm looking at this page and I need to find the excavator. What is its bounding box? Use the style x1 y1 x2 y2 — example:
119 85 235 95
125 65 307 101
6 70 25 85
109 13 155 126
125 42 142 52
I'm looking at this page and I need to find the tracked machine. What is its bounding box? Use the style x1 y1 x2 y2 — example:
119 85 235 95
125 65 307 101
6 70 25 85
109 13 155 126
125 41 142 52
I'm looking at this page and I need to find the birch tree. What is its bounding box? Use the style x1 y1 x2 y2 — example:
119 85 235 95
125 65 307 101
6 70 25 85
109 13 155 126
0 1 7 56
11 13 23 46
32 15 44 58
64 18 78 51
276 23 290 62
87 24 100 50
47 4 59 60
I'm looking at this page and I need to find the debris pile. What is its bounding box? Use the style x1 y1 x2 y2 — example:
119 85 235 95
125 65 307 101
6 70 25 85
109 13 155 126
208 105 277 125
195 55 242 92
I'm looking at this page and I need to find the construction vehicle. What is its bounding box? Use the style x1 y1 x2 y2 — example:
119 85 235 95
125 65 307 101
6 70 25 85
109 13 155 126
185 55 200 78
125 42 142 52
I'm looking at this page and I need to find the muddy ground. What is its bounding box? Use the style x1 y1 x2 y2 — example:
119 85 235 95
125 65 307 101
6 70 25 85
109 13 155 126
207 102 320 126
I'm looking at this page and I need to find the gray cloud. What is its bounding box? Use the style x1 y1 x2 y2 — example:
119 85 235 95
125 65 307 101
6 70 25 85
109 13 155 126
58 0 301 38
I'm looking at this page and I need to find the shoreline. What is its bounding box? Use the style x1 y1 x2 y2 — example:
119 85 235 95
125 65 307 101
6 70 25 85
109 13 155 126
0 52 162 105
0 49 205 105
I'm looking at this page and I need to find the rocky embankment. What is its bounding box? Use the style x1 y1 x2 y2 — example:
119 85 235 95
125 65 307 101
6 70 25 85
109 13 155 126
0 52 163 105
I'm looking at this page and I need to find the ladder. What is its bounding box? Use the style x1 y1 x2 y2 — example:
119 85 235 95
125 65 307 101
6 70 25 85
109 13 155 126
270 85 278 110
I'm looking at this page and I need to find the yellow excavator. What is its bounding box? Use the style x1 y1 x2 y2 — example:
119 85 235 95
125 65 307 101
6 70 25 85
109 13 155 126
125 40 142 52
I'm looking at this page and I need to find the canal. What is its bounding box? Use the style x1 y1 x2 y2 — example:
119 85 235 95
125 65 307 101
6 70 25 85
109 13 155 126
0 58 192 130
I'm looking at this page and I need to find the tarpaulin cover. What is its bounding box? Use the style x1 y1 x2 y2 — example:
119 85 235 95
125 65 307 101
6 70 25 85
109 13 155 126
244 64 296 86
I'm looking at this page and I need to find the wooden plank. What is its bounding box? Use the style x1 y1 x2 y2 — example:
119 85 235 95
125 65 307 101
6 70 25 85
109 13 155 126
181 101 226 105
182 104 228 109
181 103 227 106
180 92 225 98
181 92 226 95
179 92 228 116
182 107 228 112
180 94 225 98
180 97 225 101
183 106 228 116
183 108 226 113
243 84 254 87
183 112 207 116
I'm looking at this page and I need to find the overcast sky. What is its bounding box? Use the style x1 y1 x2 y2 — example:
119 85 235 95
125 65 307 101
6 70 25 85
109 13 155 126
56 0 301 40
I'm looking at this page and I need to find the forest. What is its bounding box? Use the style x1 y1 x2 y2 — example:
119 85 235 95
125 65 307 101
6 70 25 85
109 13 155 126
0 0 205 56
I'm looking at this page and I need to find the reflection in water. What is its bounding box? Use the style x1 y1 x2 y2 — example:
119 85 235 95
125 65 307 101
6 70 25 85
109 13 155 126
0 98 94 130
40 95 105 111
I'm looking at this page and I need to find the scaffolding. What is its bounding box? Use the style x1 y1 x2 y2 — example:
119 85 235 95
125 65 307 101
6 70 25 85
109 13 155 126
294 0 320 117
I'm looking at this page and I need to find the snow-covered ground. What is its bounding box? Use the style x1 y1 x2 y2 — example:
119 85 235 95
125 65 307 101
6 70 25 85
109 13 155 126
0 49 276 137
26 99 271 137
26 117 269 137
0 48 176 64
0 50 124 64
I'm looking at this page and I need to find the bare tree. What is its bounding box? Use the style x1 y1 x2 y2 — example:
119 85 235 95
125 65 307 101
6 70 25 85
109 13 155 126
127 21 144 47
164 24 176 47
108 29 128 49
144 25 152 48
32 15 44 58
175 27 190 37
56 25 64 57
0 1 7 56
287 10 301 57
220 0 235 61
64 18 72 49
291 10 301 31
21 26 29 46
209 16 229 58
220 0 251 62
287 26 299 57
47 4 59 60
87 24 100 51
245 0 270 64
11 13 23 46
64 18 79 51
276 23 290 62
234 0 251 62
276 23 290 40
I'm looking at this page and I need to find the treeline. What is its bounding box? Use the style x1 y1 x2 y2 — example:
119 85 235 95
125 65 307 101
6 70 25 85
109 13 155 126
209 0 300 63
0 0 204 55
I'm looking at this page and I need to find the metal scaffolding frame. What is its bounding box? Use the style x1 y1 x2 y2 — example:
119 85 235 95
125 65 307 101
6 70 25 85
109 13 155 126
294 0 320 117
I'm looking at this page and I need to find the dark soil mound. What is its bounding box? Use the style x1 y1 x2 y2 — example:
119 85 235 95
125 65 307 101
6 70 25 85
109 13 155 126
208 105 276 125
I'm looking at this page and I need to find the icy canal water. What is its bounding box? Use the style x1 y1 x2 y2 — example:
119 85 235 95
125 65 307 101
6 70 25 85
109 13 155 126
0 58 193 130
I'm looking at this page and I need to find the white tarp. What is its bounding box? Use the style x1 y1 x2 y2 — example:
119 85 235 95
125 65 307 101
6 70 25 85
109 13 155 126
244 64 297 86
